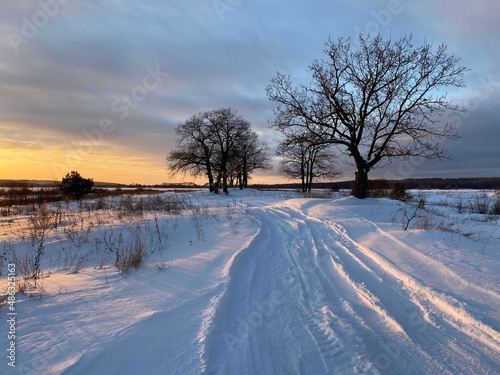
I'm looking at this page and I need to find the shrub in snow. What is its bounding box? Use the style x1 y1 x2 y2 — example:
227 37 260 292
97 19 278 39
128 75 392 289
59 171 94 199
469 193 490 214
389 182 410 202
491 195 500 215
368 179 390 198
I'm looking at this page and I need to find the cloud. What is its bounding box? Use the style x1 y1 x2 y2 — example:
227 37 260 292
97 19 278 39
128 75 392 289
411 0 500 39
0 0 498 183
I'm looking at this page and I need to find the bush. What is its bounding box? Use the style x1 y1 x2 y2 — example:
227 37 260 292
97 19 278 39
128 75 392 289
368 179 390 198
59 171 94 199
389 182 410 201
469 193 490 214
490 195 500 215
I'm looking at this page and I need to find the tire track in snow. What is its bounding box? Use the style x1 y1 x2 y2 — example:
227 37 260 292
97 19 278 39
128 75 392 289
200 206 375 374
271 205 434 374
284 202 500 374
199 201 499 374
326 217 500 351
199 206 294 374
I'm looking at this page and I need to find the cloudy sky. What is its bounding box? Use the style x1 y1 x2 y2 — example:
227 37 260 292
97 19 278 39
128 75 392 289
1 0 499 184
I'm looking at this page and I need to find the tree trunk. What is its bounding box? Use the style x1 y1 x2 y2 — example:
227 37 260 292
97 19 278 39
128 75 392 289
237 171 244 190
307 171 313 193
300 158 306 192
222 170 228 194
305 162 310 192
206 161 214 192
351 167 369 199
214 173 221 194
307 157 315 193
208 174 214 192
242 157 248 189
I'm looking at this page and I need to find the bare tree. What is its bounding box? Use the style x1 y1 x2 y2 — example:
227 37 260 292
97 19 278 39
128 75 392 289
167 113 216 192
277 130 340 192
267 34 468 198
205 108 250 194
167 108 269 193
232 130 272 189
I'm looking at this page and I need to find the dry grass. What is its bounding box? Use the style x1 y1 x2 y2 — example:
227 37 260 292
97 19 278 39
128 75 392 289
116 231 145 273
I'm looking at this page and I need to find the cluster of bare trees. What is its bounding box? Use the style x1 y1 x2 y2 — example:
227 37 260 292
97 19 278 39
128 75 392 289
167 108 270 194
267 33 468 198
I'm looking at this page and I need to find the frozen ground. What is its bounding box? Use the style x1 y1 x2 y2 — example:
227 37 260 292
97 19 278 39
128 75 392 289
0 189 499 374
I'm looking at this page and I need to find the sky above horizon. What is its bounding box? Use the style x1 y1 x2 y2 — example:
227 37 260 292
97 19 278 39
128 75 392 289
1 0 499 185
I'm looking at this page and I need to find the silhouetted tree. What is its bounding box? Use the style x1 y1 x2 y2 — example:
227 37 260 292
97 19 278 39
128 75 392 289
59 171 93 199
205 108 250 194
167 112 216 192
232 129 271 189
167 108 269 194
267 33 468 198
277 130 340 192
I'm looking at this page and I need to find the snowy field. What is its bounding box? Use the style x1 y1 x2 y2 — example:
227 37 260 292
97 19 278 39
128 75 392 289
0 189 499 374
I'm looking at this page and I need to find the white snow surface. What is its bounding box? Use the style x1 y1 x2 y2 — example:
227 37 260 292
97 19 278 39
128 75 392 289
1 189 499 374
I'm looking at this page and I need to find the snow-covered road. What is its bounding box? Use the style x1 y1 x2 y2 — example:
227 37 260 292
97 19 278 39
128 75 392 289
2 191 499 374
201 198 500 374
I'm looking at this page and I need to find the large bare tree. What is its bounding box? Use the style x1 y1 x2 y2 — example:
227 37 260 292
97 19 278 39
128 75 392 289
167 112 216 191
267 34 468 198
206 108 250 194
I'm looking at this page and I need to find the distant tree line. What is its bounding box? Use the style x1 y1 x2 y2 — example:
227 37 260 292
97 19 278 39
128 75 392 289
0 171 94 206
251 177 500 191
0 172 188 207
387 177 500 190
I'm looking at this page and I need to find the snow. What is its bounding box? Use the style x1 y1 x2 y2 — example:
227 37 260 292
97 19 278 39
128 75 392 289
1 189 499 374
